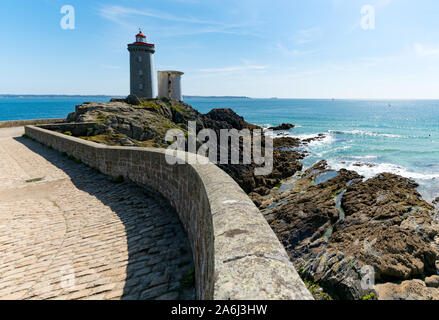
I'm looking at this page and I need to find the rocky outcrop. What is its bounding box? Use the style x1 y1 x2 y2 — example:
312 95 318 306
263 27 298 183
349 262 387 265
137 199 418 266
64 98 439 300
425 275 439 288
330 173 438 281
269 123 295 131
66 99 305 198
262 161 439 300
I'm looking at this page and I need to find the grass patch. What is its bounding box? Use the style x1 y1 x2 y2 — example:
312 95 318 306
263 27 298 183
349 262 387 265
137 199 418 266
95 112 109 125
63 131 72 136
26 177 43 183
66 154 82 164
180 268 195 288
113 175 124 183
362 292 376 300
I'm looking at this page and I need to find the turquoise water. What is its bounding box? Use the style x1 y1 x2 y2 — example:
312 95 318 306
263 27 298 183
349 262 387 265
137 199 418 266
1 96 438 201
0 96 117 121
188 98 439 202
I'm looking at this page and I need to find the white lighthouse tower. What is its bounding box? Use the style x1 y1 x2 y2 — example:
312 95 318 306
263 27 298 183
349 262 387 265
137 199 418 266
127 30 155 99
157 71 184 101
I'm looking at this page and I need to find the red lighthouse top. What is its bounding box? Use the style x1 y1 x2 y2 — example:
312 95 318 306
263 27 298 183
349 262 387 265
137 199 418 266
134 30 154 47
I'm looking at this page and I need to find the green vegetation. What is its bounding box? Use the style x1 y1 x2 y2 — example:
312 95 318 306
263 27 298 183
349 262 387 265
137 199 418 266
95 112 108 125
113 175 124 183
362 292 376 300
26 177 43 183
21 133 36 142
137 100 162 110
93 167 101 174
180 268 195 288
63 131 72 136
171 104 185 114
65 154 82 164
303 279 332 300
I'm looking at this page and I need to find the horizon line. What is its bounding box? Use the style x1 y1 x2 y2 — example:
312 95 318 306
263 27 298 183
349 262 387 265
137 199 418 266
3 94 439 101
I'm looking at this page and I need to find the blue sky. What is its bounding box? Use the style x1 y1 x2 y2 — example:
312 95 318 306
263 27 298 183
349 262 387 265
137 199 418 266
1 0 439 98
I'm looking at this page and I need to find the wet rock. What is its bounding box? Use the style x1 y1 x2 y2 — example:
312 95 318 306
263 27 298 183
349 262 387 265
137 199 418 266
263 161 439 300
264 161 362 263
301 133 326 145
273 137 301 149
268 123 295 131
332 173 438 281
298 251 377 300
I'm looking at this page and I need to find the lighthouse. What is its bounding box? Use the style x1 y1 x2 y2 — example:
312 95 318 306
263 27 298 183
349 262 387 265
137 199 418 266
127 30 155 99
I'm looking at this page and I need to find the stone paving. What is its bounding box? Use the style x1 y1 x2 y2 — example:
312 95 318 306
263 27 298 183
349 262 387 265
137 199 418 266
0 127 195 300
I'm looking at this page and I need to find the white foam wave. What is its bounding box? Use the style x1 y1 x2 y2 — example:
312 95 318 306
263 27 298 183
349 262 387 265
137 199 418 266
265 130 336 148
329 159 439 181
329 130 404 139
348 155 379 160
309 134 336 147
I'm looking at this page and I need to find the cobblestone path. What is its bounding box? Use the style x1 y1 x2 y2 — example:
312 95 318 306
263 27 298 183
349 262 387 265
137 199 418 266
0 127 195 300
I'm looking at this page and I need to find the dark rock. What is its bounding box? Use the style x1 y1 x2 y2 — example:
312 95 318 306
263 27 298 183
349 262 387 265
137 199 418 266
64 100 304 199
263 161 439 300
273 137 301 149
269 123 295 131
125 94 141 105
301 133 326 145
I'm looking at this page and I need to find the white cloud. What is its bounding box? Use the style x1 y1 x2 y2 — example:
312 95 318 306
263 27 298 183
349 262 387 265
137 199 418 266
294 28 318 45
414 43 439 57
277 43 317 56
198 65 267 73
98 5 261 37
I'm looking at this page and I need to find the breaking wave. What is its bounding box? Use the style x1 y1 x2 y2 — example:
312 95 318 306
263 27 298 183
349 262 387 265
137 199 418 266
329 159 439 181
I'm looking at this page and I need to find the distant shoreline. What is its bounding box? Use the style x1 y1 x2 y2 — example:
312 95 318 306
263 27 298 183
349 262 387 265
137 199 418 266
183 95 252 99
0 95 122 98
3 95 439 101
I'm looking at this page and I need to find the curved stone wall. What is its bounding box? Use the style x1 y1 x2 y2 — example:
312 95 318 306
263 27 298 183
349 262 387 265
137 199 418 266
25 125 313 300
0 118 65 129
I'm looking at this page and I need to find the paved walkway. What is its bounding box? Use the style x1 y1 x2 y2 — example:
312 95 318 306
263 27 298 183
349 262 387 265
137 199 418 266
0 127 195 300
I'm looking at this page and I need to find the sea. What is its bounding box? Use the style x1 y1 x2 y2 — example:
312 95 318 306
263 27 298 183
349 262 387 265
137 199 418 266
1 96 438 202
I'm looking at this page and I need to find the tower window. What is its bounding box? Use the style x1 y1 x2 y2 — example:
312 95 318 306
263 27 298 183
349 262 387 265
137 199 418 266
139 83 143 90
138 56 142 63
139 70 143 76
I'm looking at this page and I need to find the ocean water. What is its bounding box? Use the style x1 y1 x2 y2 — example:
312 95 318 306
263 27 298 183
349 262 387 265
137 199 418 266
187 98 439 202
0 96 117 121
1 96 438 201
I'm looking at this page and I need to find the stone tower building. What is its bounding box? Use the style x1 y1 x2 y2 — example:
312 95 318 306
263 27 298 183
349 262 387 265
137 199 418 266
127 30 155 99
158 71 184 101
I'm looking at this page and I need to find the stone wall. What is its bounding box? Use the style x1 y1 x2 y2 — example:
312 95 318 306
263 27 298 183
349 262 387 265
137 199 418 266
37 122 97 137
0 118 65 129
25 125 313 300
